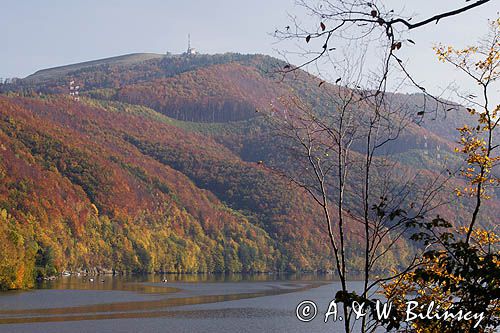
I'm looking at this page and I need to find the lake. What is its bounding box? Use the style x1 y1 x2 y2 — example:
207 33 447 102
0 274 370 332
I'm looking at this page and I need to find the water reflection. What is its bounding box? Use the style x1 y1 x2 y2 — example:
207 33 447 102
0 274 331 325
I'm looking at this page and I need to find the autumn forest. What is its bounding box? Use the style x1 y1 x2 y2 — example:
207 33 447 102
0 49 496 292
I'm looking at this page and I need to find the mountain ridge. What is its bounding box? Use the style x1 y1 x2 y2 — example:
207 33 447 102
26 53 165 81
0 52 497 290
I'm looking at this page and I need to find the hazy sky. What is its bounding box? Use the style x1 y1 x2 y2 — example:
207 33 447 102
2 0 498 99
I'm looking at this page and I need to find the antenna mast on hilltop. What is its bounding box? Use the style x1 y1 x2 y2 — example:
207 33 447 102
186 34 197 55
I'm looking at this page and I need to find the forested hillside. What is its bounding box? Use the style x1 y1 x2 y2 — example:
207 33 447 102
0 52 498 290
0 95 343 289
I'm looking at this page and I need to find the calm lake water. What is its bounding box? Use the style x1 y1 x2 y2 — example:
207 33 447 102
0 274 370 332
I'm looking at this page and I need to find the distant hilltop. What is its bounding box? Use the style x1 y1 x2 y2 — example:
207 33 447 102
26 53 166 80
27 35 199 81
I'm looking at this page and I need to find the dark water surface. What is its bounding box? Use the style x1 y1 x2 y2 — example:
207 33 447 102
0 274 366 332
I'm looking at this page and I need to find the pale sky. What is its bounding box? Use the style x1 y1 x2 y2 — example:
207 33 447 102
2 0 499 101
